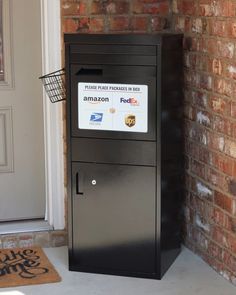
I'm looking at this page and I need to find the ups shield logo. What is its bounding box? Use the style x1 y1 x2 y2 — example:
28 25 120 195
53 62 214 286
125 115 136 127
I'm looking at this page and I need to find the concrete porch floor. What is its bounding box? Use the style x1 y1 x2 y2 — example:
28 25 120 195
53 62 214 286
0 246 235 295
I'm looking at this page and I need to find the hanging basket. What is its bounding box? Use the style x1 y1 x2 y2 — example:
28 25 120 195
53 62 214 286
39 68 66 103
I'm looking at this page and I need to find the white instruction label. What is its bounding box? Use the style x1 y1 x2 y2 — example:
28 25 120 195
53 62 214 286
78 82 148 133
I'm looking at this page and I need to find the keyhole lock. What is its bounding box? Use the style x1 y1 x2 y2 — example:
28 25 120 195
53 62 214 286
92 180 97 185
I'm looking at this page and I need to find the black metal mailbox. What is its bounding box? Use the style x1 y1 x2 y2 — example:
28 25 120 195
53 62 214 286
65 33 184 279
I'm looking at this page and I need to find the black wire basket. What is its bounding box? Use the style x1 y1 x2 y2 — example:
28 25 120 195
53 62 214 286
39 68 66 103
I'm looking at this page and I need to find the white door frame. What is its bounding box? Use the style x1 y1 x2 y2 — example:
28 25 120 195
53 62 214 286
40 0 65 230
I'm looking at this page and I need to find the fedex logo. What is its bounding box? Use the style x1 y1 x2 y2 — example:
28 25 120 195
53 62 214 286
120 97 140 106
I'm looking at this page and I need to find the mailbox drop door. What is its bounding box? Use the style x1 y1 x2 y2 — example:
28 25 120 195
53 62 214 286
71 162 156 275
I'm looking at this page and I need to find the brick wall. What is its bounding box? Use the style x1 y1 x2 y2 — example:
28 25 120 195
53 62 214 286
0 231 67 249
173 0 236 285
61 0 172 33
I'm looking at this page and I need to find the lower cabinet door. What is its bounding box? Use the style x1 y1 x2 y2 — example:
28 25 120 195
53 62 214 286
71 162 156 275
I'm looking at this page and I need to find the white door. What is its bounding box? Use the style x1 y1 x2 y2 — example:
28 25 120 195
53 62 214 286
0 0 45 221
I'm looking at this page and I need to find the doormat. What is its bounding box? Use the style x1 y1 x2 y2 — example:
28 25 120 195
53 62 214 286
0 247 61 288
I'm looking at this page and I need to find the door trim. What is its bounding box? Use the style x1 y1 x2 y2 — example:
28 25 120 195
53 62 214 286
0 0 14 89
40 0 65 230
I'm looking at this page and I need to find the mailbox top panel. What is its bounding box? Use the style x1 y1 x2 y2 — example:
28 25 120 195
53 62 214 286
64 33 182 48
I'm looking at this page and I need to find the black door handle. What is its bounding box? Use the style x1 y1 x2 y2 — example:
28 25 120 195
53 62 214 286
76 68 103 76
76 172 84 195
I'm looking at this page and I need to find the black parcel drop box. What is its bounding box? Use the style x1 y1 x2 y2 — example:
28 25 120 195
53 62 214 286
65 33 184 279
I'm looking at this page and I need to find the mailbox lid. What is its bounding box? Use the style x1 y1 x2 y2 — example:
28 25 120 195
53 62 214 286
68 43 157 65
64 34 163 65
64 33 167 45
70 44 156 55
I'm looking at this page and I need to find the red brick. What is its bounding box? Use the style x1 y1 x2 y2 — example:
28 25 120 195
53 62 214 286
214 191 235 214
209 20 226 37
224 139 236 158
227 233 236 253
214 78 233 97
212 116 233 137
107 1 130 14
187 123 209 146
91 1 130 15
63 18 79 33
19 234 34 248
2 236 18 249
212 152 233 176
212 226 229 248
207 38 218 56
109 16 130 31
199 73 212 90
227 20 236 38
199 0 215 17
211 58 223 75
181 0 196 15
217 41 234 59
233 162 236 177
76 17 90 32
212 207 226 228
62 2 87 16
225 215 236 233
151 17 168 31
194 195 213 219
184 104 195 121
197 55 209 72
184 52 197 69
208 240 222 260
133 0 170 15
209 96 229 115
206 167 228 191
172 0 180 14
230 101 236 118
228 179 236 197
131 16 148 31
50 231 68 247
218 0 236 17
90 1 105 14
90 18 105 32
184 69 192 85
190 159 206 179
225 195 236 215
192 90 208 108
174 16 188 32
226 64 236 80
183 36 195 51
233 123 236 139
198 146 212 164
208 133 225 152
222 251 236 271
192 18 208 34
204 255 225 276
199 37 211 53
193 227 209 247
185 140 199 159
